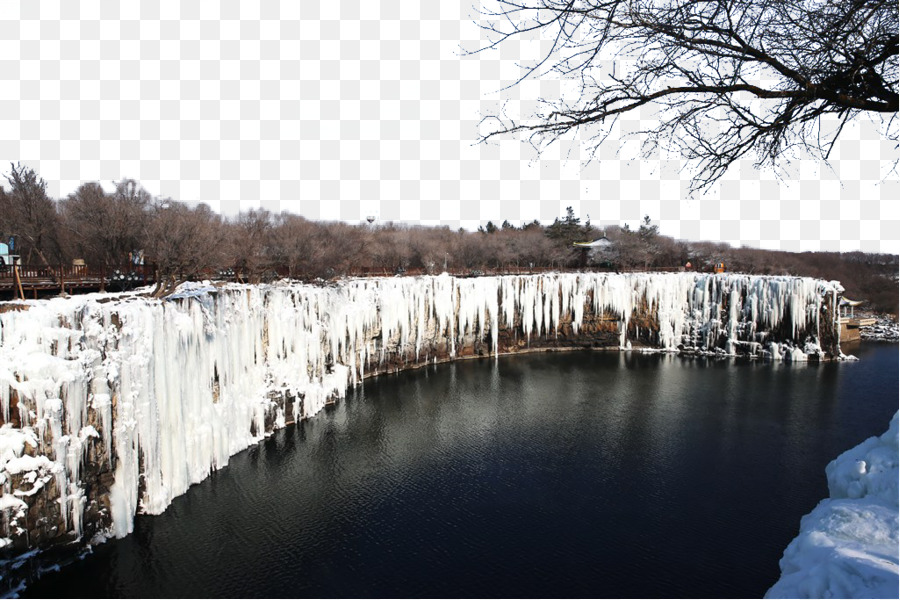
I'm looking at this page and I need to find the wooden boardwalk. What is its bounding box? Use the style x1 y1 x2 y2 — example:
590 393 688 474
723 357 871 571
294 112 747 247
0 264 152 300
840 317 878 343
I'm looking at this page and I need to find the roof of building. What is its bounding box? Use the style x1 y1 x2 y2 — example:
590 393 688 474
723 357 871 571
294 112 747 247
840 297 865 306
573 236 611 248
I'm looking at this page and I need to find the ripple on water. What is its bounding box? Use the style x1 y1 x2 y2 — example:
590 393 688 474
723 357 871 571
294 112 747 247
21 345 900 599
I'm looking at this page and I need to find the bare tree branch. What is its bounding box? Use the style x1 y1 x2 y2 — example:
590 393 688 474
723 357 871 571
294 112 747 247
470 0 899 191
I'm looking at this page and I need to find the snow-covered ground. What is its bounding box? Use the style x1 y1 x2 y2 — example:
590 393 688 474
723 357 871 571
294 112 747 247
859 315 900 343
766 412 899 599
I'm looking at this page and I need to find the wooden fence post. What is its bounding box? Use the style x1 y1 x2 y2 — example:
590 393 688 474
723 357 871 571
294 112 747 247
13 264 25 300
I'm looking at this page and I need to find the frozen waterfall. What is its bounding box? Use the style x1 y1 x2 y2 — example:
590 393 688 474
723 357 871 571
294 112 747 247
0 272 841 548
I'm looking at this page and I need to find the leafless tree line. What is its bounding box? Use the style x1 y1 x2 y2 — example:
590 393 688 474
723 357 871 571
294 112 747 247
1 163 897 312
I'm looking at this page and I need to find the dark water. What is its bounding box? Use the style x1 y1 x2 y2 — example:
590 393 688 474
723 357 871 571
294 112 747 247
25 343 898 599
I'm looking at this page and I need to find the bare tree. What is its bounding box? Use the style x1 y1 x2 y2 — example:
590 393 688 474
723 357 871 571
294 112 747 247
268 213 327 280
0 163 63 268
318 222 368 277
146 200 226 296
475 0 898 189
228 208 276 283
455 229 487 270
510 226 556 269
420 226 460 273
368 223 414 273
59 180 150 286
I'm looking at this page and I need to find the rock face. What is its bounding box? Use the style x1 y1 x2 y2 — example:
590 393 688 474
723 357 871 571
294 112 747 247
0 272 842 590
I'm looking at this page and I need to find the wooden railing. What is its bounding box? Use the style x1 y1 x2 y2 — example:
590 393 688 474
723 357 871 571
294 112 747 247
0 264 152 281
0 263 154 298
4 264 95 281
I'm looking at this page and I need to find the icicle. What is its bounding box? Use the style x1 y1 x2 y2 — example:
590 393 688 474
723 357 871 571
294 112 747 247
0 272 844 548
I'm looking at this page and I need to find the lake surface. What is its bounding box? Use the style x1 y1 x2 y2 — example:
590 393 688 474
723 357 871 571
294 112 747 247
25 343 898 598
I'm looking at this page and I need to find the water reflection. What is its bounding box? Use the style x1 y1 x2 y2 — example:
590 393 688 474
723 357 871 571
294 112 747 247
24 345 898 599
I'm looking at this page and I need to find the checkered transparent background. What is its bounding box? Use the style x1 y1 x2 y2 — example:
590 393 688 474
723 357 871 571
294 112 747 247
1 1 897 253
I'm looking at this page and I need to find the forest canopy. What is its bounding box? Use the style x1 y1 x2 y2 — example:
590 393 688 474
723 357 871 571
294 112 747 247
1 163 897 313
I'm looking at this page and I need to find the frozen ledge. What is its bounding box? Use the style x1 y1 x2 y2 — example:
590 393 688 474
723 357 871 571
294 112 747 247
0 272 845 590
765 412 899 599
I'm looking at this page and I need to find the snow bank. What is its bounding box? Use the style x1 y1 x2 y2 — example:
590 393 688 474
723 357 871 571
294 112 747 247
766 412 899 599
0 273 842 546
860 316 900 343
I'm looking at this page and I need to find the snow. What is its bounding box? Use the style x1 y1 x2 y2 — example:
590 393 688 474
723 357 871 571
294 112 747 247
4 455 56 476
0 494 27 511
0 273 844 547
0 425 38 464
860 316 900 343
164 280 218 300
766 412 899 599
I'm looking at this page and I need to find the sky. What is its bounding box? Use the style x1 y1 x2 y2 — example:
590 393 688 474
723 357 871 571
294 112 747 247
1 1 898 254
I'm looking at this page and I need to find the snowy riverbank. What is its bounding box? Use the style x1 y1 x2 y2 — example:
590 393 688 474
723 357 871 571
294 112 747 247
860 315 900 343
766 412 899 599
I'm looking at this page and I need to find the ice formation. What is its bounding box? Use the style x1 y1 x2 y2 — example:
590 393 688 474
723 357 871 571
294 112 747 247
0 272 841 549
766 412 899 599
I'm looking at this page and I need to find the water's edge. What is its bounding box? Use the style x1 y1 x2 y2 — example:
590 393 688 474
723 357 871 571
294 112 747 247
765 413 899 599
0 273 843 593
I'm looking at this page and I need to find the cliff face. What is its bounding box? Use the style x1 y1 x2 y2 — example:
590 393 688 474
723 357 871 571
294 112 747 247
0 273 841 585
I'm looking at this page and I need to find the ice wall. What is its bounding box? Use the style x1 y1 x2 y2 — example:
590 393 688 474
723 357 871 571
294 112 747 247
766 412 899 599
0 272 841 555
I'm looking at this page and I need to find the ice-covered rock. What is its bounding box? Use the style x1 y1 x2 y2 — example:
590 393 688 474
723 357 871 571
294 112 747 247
766 412 899 599
0 273 842 560
859 316 899 343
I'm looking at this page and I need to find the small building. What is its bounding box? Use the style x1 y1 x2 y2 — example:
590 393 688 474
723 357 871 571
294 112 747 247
573 235 612 250
573 235 613 268
840 297 864 319
0 241 19 268
839 297 876 343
